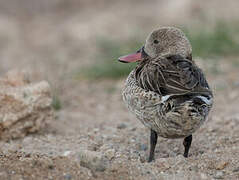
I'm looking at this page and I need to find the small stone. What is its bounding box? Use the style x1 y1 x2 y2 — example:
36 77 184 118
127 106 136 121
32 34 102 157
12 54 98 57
175 154 185 162
64 174 72 180
48 164 54 170
117 123 127 129
161 153 169 158
115 152 123 159
213 171 224 179
78 150 108 172
139 154 146 163
189 165 199 172
87 142 100 151
155 158 171 171
63 151 72 157
233 167 239 172
99 144 112 151
104 149 115 160
198 150 204 155
215 161 228 170
200 173 208 179
173 147 179 152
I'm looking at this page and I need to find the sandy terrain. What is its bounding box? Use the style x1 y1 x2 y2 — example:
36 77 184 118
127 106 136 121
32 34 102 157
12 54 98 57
0 0 238 179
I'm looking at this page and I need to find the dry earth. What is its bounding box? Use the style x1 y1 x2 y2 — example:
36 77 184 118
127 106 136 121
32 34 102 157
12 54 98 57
0 0 239 179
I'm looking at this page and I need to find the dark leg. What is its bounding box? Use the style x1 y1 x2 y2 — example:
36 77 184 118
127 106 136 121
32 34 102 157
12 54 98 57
148 129 158 162
183 135 192 158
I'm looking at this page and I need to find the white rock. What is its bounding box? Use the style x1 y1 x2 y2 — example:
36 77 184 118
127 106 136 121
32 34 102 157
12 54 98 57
214 171 224 179
78 150 108 172
63 151 72 156
0 70 53 140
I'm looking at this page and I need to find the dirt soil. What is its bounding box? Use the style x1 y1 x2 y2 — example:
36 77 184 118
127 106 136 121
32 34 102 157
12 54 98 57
0 0 239 180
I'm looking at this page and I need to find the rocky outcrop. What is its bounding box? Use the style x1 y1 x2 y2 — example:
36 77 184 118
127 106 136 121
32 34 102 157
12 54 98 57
0 70 53 141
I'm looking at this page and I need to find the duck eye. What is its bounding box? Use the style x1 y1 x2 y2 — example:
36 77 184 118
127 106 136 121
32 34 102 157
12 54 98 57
153 40 159 44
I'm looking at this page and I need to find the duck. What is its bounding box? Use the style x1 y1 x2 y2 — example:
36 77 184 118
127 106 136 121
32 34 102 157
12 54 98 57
118 27 213 162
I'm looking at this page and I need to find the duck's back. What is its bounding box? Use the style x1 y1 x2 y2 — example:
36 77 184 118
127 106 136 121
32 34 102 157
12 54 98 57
123 55 213 138
135 55 212 97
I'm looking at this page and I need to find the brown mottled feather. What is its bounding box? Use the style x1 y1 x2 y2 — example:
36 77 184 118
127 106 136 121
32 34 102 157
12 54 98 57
135 55 212 97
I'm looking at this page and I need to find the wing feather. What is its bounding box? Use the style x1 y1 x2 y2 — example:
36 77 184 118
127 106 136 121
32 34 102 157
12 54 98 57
135 55 212 97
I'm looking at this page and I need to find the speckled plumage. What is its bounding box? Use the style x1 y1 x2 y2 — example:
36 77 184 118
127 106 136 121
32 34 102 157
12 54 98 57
119 27 213 161
122 67 213 138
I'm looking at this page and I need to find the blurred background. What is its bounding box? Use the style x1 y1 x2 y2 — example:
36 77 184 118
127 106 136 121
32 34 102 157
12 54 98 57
0 0 239 179
1 0 238 107
0 0 239 142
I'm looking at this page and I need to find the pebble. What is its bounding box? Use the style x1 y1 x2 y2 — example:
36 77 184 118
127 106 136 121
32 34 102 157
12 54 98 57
198 150 204 155
139 154 146 163
87 142 100 151
48 164 54 170
189 165 199 172
215 161 228 170
213 171 224 179
173 147 179 152
78 150 108 172
129 151 140 160
64 174 72 180
200 173 208 179
233 167 239 172
117 123 127 129
63 151 72 157
99 144 113 151
104 149 115 160
161 153 169 158
175 154 185 162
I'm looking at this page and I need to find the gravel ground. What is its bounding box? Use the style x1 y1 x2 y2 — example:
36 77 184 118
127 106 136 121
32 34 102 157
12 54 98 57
0 59 238 180
0 0 239 180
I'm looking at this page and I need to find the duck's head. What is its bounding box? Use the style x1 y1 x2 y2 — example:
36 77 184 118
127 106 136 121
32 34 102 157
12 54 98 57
118 27 192 63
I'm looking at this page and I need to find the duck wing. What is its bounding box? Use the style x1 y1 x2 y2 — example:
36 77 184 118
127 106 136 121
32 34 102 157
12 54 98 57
135 55 212 97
